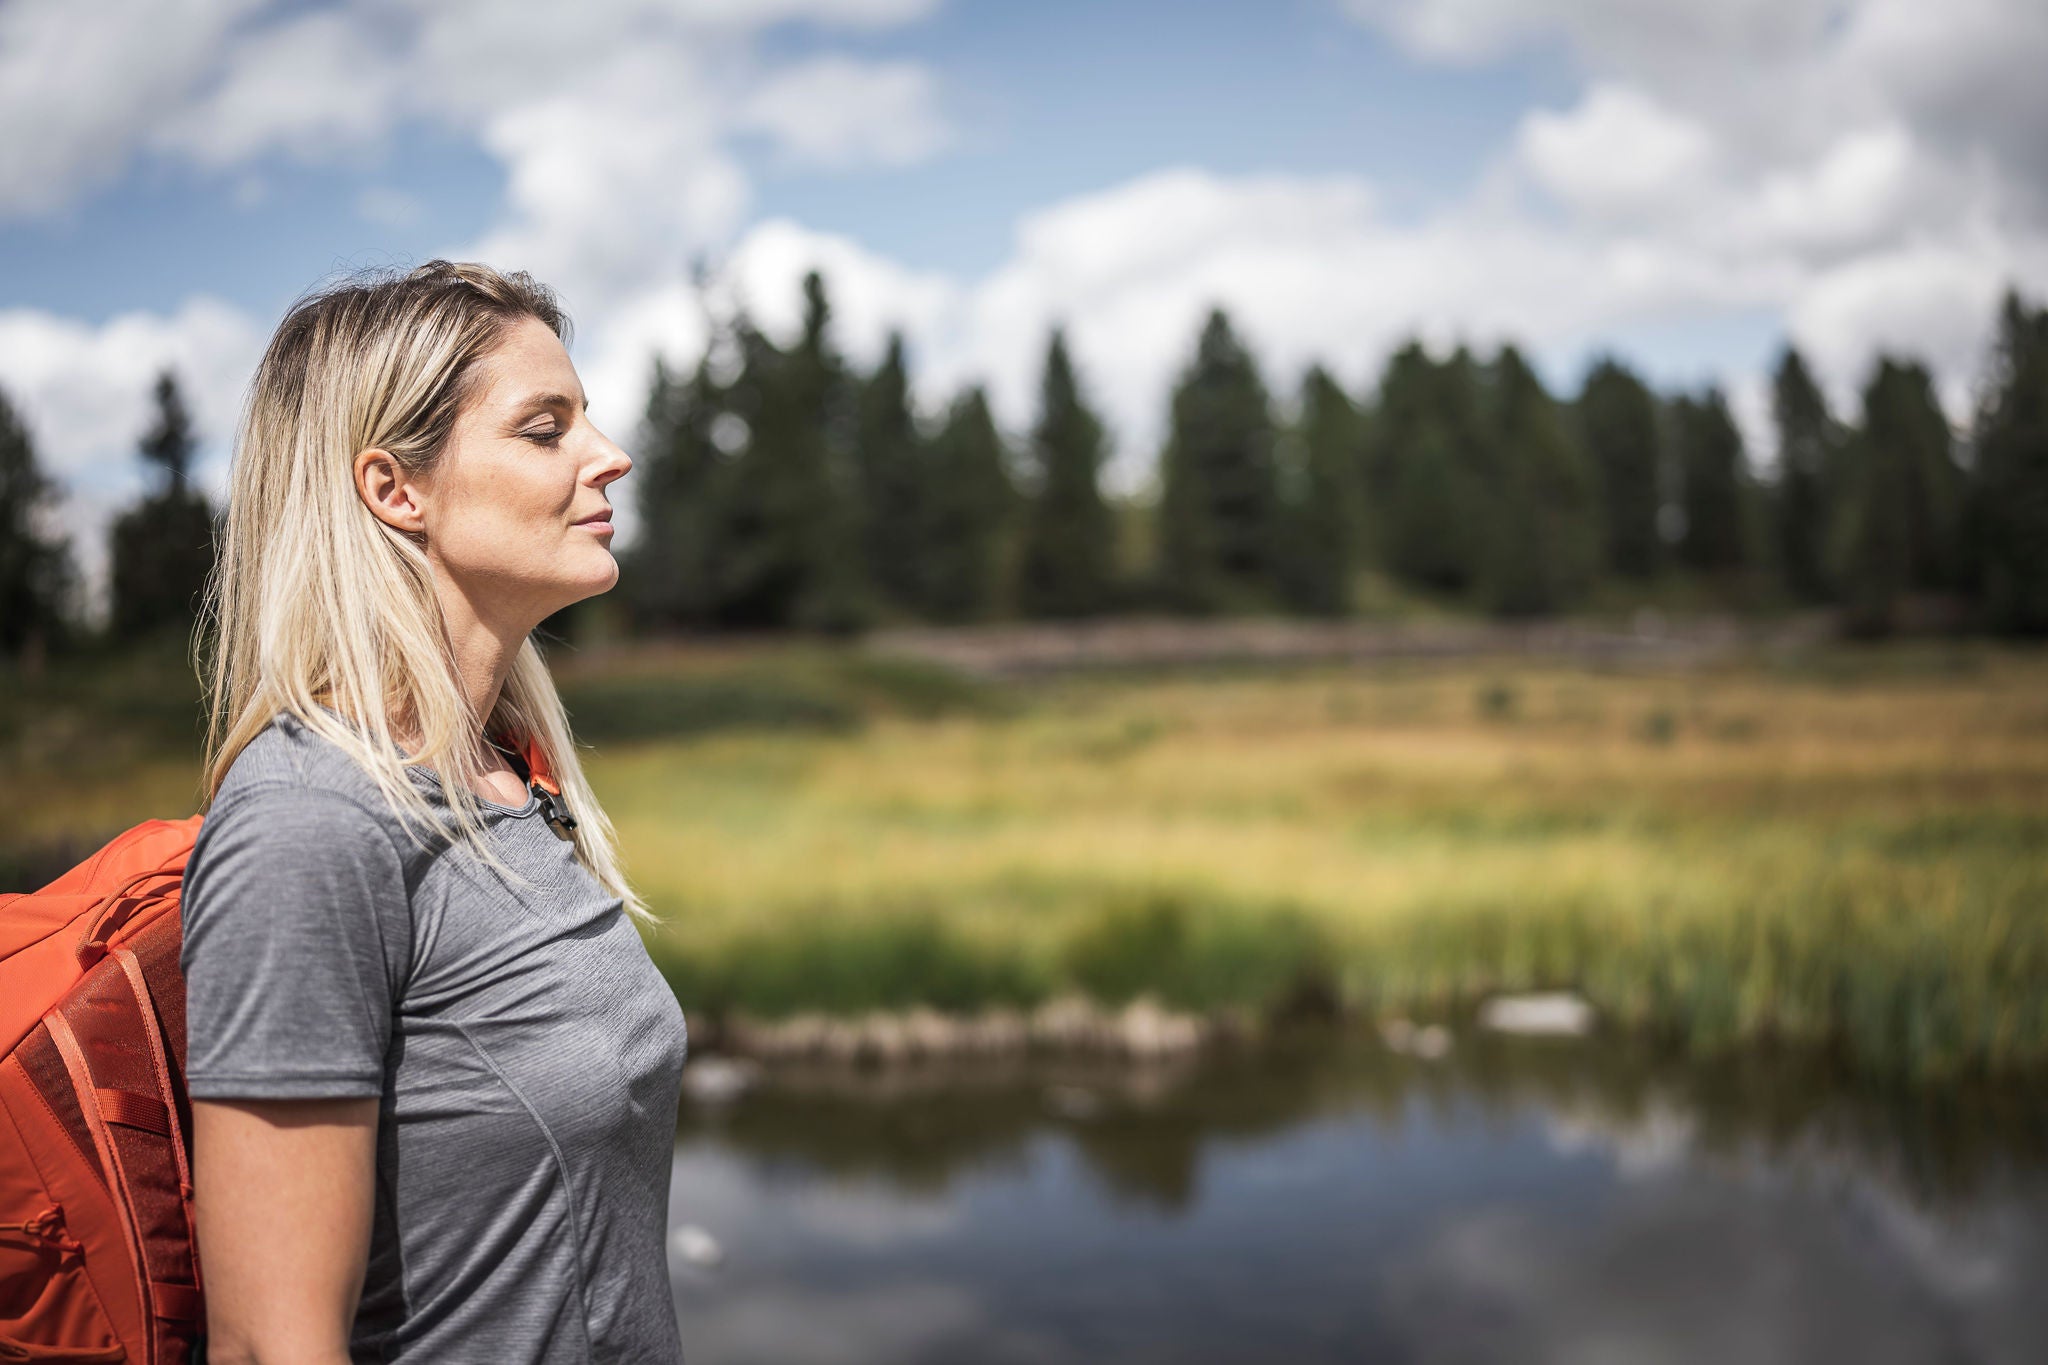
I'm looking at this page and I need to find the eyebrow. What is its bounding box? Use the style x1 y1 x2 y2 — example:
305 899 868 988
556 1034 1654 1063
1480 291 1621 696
509 391 591 422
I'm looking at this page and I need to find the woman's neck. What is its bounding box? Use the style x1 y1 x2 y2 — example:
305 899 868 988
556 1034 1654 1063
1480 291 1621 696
375 565 543 768
431 564 544 732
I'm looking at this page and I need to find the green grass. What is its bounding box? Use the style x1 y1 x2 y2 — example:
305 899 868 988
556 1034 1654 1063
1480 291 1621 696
596 641 2048 1082
555 643 1013 745
9 635 2048 1082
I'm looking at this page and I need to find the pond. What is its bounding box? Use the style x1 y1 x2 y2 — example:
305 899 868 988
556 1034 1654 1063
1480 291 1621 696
665 1026 2048 1364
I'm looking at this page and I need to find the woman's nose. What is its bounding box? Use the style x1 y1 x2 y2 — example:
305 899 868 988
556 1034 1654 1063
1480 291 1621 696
590 431 632 485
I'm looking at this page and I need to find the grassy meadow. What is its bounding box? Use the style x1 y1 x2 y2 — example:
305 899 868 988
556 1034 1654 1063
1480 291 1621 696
6 634 2046 1082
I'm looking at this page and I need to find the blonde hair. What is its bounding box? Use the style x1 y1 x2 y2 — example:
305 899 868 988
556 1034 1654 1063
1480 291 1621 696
196 259 655 927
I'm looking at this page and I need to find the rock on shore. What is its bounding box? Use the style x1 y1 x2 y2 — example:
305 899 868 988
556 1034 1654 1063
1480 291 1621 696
712 993 1221 1063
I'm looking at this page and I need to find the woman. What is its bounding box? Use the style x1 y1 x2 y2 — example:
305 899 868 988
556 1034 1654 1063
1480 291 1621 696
179 260 689 1363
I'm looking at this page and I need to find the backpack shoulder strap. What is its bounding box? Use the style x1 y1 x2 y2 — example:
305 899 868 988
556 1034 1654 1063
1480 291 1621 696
486 726 576 835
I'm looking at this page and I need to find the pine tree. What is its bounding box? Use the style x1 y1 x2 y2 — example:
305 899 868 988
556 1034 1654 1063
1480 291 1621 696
1971 289 2048 636
1275 365 1364 616
1892 359 1963 592
1835 357 1964 634
785 273 871 632
1156 308 1282 613
1437 346 1500 588
1673 387 1751 574
921 385 1017 622
1371 342 1482 593
708 274 872 632
109 370 216 641
1833 366 1913 636
1362 342 1429 556
624 351 725 629
854 331 928 615
704 317 796 627
1769 347 1841 603
1017 328 1117 617
1575 357 1662 579
1481 346 1602 615
0 384 77 661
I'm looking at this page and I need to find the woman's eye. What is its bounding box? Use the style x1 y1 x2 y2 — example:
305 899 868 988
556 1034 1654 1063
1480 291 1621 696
524 428 565 446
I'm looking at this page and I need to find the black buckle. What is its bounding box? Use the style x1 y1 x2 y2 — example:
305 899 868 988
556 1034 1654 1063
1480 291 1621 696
537 787 578 838
489 733 577 839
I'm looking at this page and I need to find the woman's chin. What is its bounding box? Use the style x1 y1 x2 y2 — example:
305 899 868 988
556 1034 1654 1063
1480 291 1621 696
541 560 620 617
570 567 619 601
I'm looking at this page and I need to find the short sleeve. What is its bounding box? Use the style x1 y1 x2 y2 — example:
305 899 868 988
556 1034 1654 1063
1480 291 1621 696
180 783 413 1100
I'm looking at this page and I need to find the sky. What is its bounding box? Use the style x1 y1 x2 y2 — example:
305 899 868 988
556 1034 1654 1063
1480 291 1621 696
4 0 2047 602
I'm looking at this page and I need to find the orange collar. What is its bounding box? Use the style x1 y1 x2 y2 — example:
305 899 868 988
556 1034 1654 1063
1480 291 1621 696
488 726 561 797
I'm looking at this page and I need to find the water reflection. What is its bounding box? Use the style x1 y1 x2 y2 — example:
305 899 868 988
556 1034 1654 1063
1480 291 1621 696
668 1028 2048 1364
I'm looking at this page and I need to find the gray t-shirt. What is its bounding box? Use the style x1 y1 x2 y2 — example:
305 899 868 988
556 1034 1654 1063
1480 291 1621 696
180 709 689 1363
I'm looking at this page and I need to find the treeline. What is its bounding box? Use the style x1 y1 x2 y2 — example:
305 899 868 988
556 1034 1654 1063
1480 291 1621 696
625 275 2048 637
1 372 214 665
3 281 2046 667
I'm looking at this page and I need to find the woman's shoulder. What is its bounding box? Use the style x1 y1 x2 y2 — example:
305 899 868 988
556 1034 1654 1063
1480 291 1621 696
191 712 426 905
210 708 407 827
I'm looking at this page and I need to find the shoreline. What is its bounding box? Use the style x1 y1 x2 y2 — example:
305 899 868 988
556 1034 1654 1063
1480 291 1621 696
683 988 1598 1067
692 992 1262 1065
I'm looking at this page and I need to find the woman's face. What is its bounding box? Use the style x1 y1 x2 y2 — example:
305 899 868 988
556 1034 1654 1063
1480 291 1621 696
389 316 631 629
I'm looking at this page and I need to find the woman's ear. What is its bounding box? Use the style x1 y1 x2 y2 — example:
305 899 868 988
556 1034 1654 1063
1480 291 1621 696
354 447 428 535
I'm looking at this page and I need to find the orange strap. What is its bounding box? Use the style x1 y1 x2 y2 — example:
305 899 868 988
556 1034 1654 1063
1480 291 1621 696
95 1088 169 1137
489 726 561 797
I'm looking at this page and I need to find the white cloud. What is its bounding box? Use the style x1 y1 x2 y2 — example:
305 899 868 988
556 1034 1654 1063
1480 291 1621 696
702 139 2046 502
738 57 953 169
1346 0 2048 436
465 52 751 315
1343 0 1842 76
0 0 266 218
0 0 959 304
1515 85 1718 222
727 218 960 365
1351 0 2048 200
1788 244 2026 416
0 298 259 483
1835 0 2048 199
1736 126 1921 255
2 0 960 195
148 8 405 169
709 171 1729 489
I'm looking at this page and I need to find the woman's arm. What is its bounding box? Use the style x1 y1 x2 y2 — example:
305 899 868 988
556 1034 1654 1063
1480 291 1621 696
192 1096 379 1365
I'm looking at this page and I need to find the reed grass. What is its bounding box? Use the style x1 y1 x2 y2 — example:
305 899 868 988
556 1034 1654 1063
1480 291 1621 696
592 643 2048 1082
9 636 2045 1081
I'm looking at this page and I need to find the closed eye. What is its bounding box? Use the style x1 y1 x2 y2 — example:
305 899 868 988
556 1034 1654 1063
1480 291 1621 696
523 428 565 447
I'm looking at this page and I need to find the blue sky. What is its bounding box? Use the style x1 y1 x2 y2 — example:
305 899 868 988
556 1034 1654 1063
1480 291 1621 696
742 0 1572 274
0 124 504 322
3 0 2044 595
3 1 1564 318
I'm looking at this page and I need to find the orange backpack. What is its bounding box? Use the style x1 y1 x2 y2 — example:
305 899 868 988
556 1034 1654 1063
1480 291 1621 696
0 816 207 1364
0 727 567 1362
